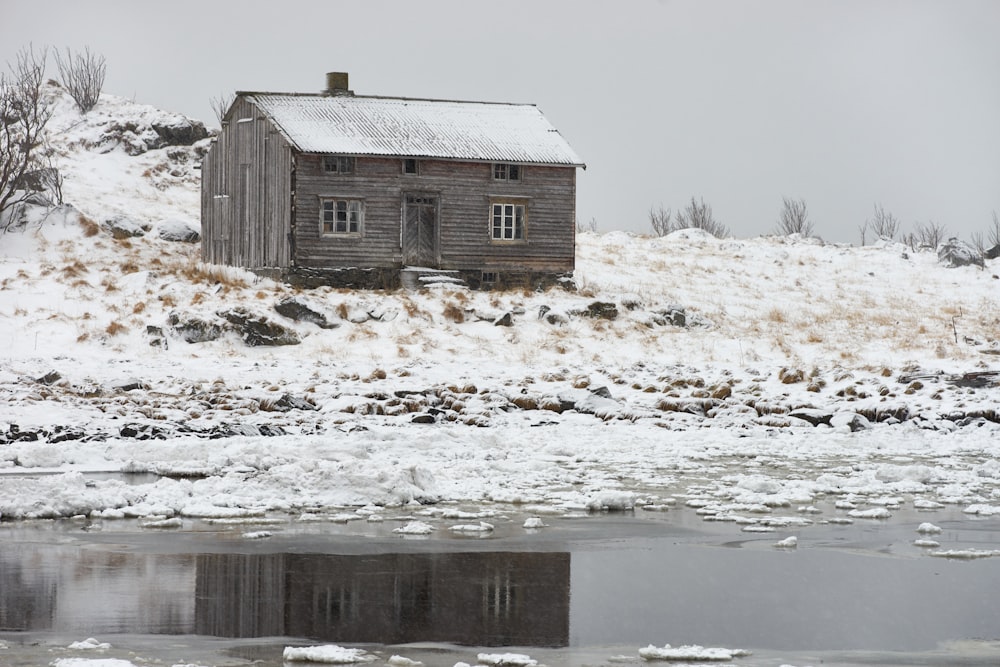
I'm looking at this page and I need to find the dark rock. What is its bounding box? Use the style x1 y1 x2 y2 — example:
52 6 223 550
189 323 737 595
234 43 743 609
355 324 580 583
49 427 85 443
986 244 1000 261
150 118 209 146
157 219 200 243
266 394 317 412
830 411 871 432
102 215 149 239
787 408 833 426
493 312 514 327
274 296 338 329
168 312 224 344
113 379 147 392
590 386 613 399
411 413 436 424
537 305 551 319
36 371 61 385
218 307 301 347
938 237 983 268
574 301 618 320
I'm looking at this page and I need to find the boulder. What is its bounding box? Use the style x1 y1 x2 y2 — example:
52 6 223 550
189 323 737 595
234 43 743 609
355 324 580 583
218 307 300 346
937 237 983 267
151 117 209 146
831 411 872 432
274 296 338 329
787 407 833 426
168 312 223 343
157 219 200 243
102 215 149 239
574 301 618 320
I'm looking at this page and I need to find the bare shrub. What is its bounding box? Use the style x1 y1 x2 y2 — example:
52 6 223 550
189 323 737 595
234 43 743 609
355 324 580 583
211 91 235 125
867 203 899 241
989 210 1000 249
903 220 947 251
676 197 729 238
775 197 813 236
649 204 673 237
576 216 598 233
0 45 52 228
54 47 106 113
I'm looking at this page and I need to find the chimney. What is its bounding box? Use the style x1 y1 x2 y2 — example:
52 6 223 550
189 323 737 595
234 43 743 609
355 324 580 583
325 72 352 96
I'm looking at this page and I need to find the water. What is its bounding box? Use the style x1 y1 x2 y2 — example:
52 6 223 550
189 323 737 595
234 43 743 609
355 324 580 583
1 507 999 666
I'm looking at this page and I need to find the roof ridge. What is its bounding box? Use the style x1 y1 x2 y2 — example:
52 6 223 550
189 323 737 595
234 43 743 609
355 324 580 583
241 91 535 107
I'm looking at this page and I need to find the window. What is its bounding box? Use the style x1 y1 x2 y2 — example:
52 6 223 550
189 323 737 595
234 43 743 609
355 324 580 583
402 158 418 175
490 202 526 241
492 163 521 181
320 198 363 235
323 155 354 174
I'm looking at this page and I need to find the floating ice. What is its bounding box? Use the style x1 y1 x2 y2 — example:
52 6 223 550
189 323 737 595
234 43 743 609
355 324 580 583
638 643 750 661
283 644 376 663
775 536 798 548
449 521 494 533
67 638 111 650
393 521 435 535
477 653 537 666
523 517 546 529
917 522 942 534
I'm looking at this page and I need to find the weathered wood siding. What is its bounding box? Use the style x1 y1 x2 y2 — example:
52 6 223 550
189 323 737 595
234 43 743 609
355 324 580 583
200 97 292 269
293 156 576 272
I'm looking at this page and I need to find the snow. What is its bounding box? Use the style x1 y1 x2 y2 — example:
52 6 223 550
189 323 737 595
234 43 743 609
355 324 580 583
1 84 1000 550
67 638 111 650
638 643 750 661
283 644 376 663
476 653 537 666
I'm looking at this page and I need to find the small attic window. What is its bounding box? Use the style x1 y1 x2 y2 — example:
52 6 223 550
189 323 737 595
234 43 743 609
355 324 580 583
323 156 355 174
402 158 418 175
493 163 520 182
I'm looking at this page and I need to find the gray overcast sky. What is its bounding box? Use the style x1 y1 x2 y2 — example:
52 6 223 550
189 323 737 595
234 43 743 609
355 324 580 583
4 0 998 243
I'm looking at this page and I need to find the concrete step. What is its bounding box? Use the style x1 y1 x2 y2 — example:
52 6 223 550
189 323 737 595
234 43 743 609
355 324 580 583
400 267 467 291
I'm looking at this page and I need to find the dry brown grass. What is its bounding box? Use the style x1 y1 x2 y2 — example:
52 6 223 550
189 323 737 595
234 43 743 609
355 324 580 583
120 260 140 274
105 320 128 336
132 301 146 315
442 301 465 323
79 215 100 237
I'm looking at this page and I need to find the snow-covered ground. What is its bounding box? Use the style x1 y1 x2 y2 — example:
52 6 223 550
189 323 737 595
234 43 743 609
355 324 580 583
2 85 1000 551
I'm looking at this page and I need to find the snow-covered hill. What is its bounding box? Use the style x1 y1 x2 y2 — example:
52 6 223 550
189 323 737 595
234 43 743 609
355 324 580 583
1 86 999 526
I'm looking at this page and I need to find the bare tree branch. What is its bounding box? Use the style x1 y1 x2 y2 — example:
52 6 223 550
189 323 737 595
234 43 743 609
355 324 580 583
676 196 729 238
54 46 105 113
775 197 813 236
211 91 235 125
903 220 947 251
868 203 899 241
1 45 52 230
648 204 673 237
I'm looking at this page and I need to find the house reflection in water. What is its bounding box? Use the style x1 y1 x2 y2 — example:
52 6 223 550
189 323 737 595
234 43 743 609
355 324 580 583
195 551 570 647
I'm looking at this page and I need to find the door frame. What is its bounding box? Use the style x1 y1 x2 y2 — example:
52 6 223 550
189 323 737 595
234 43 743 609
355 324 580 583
401 191 440 268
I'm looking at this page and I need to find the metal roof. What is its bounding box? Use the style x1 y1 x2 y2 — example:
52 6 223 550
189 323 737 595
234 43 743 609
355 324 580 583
244 93 585 167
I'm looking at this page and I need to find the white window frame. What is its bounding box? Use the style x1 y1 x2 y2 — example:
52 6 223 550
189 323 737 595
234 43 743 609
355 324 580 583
489 200 527 242
492 163 521 182
320 197 364 236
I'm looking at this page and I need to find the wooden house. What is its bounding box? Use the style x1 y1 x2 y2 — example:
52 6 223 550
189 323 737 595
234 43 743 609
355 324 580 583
200 73 585 289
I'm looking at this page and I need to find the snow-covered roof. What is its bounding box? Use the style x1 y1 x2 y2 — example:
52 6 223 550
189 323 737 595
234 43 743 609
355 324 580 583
242 93 585 167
